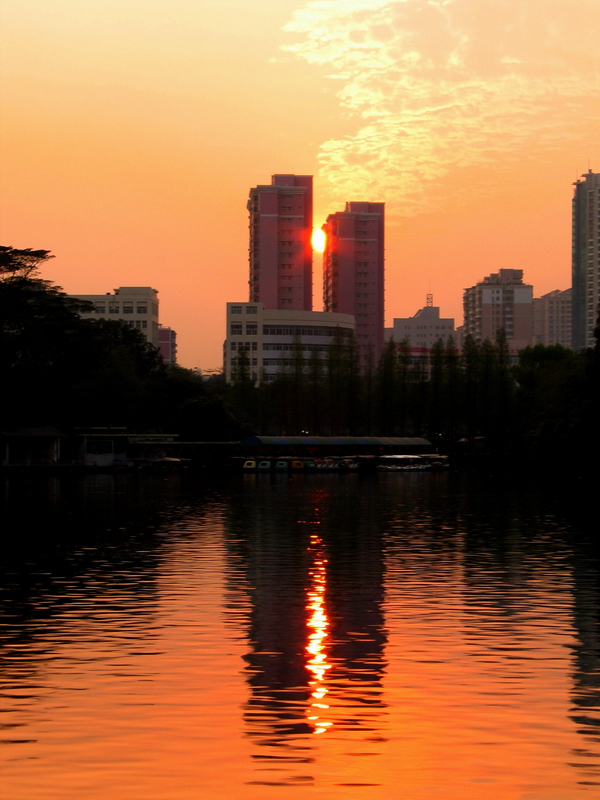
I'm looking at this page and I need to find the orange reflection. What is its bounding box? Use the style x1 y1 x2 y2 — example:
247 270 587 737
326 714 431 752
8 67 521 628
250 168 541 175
305 532 332 735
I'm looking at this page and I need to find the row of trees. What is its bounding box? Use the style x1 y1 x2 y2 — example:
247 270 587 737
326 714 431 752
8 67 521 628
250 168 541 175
231 326 600 457
0 246 246 440
3 245 599 454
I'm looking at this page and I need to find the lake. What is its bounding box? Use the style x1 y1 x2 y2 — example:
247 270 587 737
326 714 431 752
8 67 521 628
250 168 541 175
1 471 599 798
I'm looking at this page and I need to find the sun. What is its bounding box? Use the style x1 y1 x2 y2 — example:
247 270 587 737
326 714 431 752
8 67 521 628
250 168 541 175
312 228 326 253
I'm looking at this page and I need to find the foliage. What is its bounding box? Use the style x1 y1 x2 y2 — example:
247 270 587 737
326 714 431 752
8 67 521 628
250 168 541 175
0 245 55 280
222 331 597 462
5 245 598 454
0 246 243 437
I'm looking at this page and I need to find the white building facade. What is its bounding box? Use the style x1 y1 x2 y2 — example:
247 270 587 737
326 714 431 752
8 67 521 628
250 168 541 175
385 305 455 351
70 287 160 347
225 302 355 383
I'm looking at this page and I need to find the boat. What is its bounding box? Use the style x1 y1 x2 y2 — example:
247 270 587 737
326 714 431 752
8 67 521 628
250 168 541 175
376 455 431 471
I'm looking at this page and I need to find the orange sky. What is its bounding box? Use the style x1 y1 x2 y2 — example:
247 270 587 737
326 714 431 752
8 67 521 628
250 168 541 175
2 0 599 369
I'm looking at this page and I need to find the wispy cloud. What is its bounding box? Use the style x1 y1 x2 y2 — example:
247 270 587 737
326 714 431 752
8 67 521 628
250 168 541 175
283 0 600 215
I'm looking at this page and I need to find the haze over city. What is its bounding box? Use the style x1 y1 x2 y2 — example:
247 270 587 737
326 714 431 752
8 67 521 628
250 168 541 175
2 0 599 369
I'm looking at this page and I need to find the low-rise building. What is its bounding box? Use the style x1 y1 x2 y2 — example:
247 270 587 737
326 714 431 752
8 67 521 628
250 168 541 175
70 287 160 346
158 326 177 365
385 304 455 350
224 302 355 383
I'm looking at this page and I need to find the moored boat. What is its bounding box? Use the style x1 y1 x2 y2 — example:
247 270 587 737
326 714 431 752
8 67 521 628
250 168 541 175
377 455 430 471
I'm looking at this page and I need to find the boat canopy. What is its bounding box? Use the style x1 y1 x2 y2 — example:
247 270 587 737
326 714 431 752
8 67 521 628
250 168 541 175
241 436 431 447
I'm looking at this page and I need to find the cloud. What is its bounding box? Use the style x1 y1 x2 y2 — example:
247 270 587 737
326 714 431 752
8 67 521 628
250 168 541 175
283 0 600 215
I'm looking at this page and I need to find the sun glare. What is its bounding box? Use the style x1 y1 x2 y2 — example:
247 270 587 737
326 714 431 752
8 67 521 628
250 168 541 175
312 228 326 252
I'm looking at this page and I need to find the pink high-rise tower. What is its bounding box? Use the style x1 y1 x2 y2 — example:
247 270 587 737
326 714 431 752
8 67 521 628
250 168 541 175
322 201 385 364
248 174 313 311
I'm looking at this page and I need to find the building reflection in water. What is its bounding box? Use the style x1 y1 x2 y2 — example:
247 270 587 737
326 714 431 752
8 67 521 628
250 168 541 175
221 476 388 761
568 529 600 781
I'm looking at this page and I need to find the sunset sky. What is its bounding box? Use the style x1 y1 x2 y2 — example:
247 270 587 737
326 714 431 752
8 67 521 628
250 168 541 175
2 0 599 369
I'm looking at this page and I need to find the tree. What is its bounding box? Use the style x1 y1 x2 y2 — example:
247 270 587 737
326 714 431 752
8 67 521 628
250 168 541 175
428 338 445 441
307 345 325 434
462 335 481 438
514 344 585 458
375 339 399 434
0 247 94 424
0 246 55 280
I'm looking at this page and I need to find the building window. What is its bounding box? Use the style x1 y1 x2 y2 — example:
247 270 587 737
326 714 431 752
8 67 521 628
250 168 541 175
136 304 147 314
231 342 237 351
231 306 242 314
246 306 257 314
109 304 119 314
231 324 242 335
123 304 134 314
94 305 106 314
246 324 257 335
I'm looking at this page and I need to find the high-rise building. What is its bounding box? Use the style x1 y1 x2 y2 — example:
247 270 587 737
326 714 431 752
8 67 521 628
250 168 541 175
572 170 600 350
533 289 572 348
463 269 533 357
70 286 160 346
322 202 385 363
248 174 313 311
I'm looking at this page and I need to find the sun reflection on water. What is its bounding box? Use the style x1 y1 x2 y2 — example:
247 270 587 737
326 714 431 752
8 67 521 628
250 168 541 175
305 531 332 735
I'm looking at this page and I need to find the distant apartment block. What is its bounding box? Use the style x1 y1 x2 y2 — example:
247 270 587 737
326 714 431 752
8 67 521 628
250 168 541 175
463 269 533 356
572 170 600 349
158 325 177 364
322 202 385 363
248 174 313 311
533 289 572 348
224 302 354 384
71 287 160 346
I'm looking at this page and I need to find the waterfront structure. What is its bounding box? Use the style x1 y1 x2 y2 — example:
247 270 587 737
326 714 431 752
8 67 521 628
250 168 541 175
71 287 160 346
572 170 600 350
248 174 313 311
463 269 533 356
224 302 354 384
322 202 385 364
533 289 572 347
158 325 177 364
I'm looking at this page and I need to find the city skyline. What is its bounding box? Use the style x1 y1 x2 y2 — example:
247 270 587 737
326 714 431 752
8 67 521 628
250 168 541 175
2 0 599 369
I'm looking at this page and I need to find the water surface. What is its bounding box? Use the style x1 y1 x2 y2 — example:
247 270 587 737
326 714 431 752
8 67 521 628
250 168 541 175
1 472 599 798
